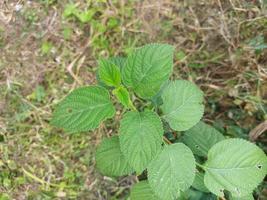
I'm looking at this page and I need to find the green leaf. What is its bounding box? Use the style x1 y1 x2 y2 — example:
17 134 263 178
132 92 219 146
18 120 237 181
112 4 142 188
98 59 121 87
192 172 210 193
130 181 160 200
63 3 77 18
122 43 174 99
229 193 254 200
51 86 115 132
95 136 133 177
108 56 126 70
112 86 133 109
204 138 267 197
75 10 95 23
161 80 204 131
180 189 217 200
182 121 224 157
176 50 186 61
119 111 163 173
148 143 196 200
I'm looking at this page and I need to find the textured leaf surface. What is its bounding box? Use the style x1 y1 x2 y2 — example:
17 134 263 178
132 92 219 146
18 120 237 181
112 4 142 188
183 121 224 157
108 56 126 70
192 172 210 193
112 86 133 109
119 111 163 173
98 59 121 87
130 181 160 200
122 43 174 99
51 86 115 132
148 143 196 200
180 189 217 200
95 136 133 176
230 194 254 200
204 138 267 197
161 80 204 131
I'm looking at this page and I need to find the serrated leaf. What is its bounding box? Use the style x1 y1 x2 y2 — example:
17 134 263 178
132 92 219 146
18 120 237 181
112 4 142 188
122 43 174 99
112 86 133 109
182 121 224 157
192 172 210 193
130 181 160 200
148 143 196 200
95 136 133 177
151 80 170 107
108 56 126 70
51 86 115 132
204 138 267 197
98 59 121 87
119 111 163 173
161 80 204 131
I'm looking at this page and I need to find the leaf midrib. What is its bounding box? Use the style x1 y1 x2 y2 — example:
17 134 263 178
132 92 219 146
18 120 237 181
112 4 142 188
58 102 110 118
207 165 256 171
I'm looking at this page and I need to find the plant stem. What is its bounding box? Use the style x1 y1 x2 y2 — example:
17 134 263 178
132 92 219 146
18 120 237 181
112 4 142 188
163 136 172 144
22 167 75 189
196 162 206 171
129 101 137 111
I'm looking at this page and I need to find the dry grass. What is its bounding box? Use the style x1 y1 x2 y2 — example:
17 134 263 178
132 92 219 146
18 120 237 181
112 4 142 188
0 0 267 199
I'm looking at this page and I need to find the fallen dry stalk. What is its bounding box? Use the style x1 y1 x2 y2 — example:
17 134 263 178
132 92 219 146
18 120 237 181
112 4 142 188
249 120 267 141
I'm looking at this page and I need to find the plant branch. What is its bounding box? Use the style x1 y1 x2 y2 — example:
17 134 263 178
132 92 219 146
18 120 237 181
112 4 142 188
196 162 206 171
163 136 172 145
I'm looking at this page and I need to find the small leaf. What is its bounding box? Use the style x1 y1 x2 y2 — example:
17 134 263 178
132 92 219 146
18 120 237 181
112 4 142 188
176 50 186 61
96 136 133 177
204 138 267 197
75 10 95 23
122 43 174 99
161 80 204 131
192 172 210 193
112 86 133 109
63 3 77 18
182 121 224 157
98 59 121 87
130 181 160 200
148 143 196 200
119 111 164 173
51 86 115 133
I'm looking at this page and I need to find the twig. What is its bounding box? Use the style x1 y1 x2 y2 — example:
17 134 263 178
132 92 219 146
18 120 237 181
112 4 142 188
163 136 172 145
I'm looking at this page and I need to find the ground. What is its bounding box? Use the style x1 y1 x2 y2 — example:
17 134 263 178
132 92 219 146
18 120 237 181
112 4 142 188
0 0 267 199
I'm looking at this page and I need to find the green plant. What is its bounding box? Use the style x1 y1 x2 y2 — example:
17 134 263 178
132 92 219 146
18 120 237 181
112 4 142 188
51 44 267 199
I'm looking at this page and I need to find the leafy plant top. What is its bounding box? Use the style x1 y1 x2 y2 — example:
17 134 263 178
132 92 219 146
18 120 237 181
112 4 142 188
51 43 267 200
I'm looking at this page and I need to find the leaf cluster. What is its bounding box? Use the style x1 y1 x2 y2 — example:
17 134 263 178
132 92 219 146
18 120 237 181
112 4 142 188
51 44 267 199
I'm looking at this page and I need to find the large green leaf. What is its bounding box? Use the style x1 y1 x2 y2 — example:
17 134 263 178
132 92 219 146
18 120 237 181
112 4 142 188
161 80 204 131
230 194 254 200
192 172 210 193
148 143 196 200
95 136 133 177
108 56 126 70
182 121 224 157
51 86 115 132
122 43 174 99
130 181 160 200
204 138 267 197
119 111 163 173
98 59 121 87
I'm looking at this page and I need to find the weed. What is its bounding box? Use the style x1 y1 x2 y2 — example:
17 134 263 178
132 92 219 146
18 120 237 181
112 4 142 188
51 44 267 199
